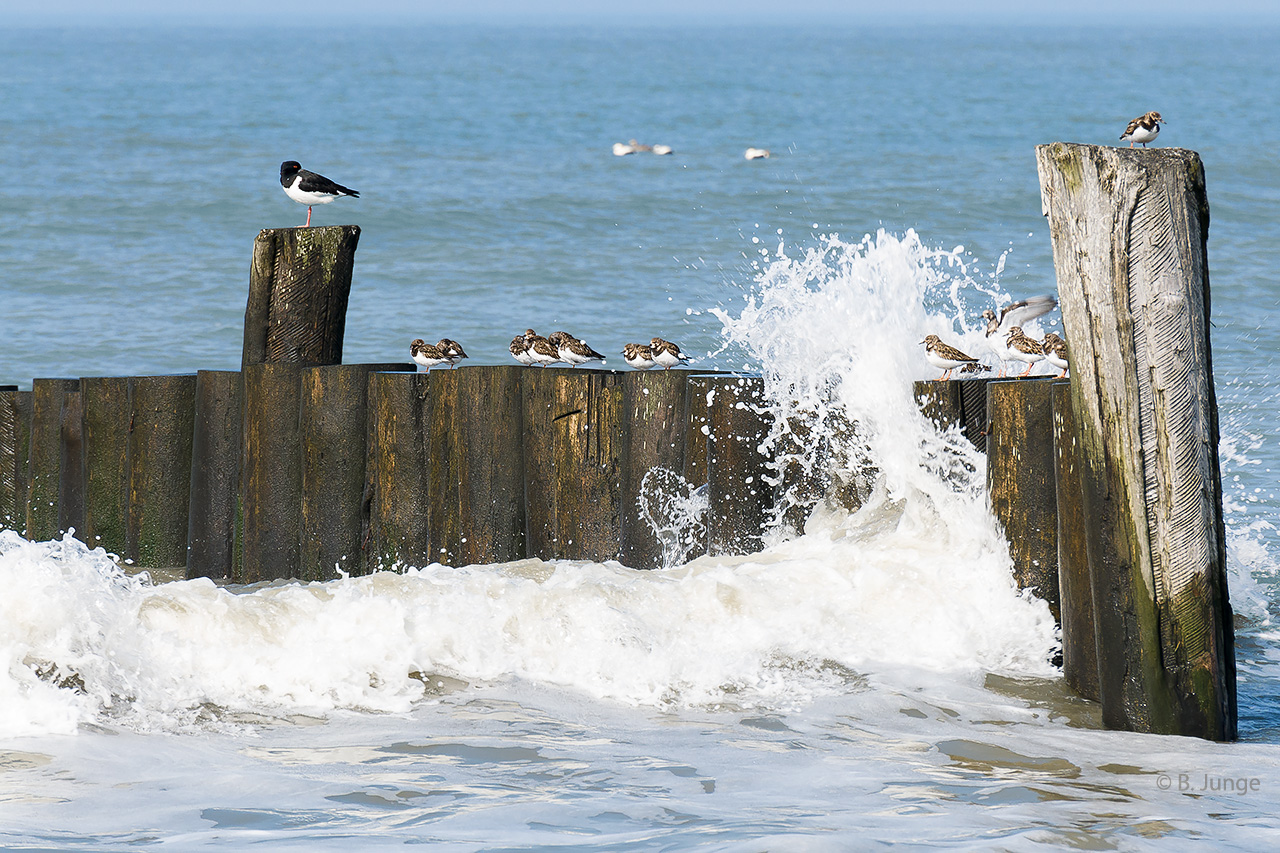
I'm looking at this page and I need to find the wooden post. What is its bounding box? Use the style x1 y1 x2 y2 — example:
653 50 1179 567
365 371 432 572
80 377 132 555
706 375 770 556
619 369 690 569
240 364 303 583
986 378 1060 623
913 378 992 451
187 371 243 580
299 363 412 580
58 390 85 539
1 387 24 532
1037 142 1235 740
423 366 526 567
127 376 197 569
522 368 623 561
683 374 719 489
958 377 994 451
26 379 79 541
242 225 360 368
1052 380 1099 700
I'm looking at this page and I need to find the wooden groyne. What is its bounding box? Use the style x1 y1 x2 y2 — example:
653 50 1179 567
0 147 1239 743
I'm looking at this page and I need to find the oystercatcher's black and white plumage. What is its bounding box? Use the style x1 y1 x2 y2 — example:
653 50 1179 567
280 160 359 227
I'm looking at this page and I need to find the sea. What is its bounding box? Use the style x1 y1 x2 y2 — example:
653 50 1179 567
2 20 1280 850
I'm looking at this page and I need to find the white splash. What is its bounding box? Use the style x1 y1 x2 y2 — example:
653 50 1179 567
1 230 1062 737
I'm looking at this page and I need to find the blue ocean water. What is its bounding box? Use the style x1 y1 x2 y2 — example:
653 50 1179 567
3 22 1280 849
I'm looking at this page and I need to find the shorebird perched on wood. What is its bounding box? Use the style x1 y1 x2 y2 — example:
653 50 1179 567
524 331 563 367
510 331 536 365
921 335 982 381
621 343 657 370
436 338 468 368
1042 332 1069 378
410 339 455 371
280 161 359 227
981 295 1057 376
1004 326 1045 377
556 335 607 367
649 337 691 370
1120 111 1165 148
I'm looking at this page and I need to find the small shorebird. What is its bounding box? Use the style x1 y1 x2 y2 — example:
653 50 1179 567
436 338 468 368
280 161 359 227
557 335 607 367
410 339 453 371
621 343 657 370
1005 326 1045 377
744 147 770 160
652 144 674 156
959 362 992 375
921 335 982 381
525 332 563 367
510 332 535 365
1120 111 1164 148
981 295 1057 376
649 337 690 370
1042 332 1069 378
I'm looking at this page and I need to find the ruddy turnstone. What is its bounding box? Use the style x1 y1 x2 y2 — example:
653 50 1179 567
621 342 657 370
525 332 563 367
410 338 451 371
280 161 358 227
557 335 607 367
921 335 981 381
510 331 535 365
744 148 771 160
649 337 690 370
1120 111 1164 148
981 295 1057 377
1005 326 1045 377
436 338 468 368
959 362 992 375
1042 332 1069 378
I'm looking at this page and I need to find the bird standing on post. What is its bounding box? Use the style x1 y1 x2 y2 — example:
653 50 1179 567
280 161 359 227
1119 112 1165 148
920 335 982 381
981 295 1057 377
1042 332 1069 378
1004 326 1046 377
649 337 690 370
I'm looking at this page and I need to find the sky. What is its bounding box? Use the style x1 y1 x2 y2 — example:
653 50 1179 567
7 0 1280 25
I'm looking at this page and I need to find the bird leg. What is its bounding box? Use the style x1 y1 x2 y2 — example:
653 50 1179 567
305 206 313 227
1019 362 1035 377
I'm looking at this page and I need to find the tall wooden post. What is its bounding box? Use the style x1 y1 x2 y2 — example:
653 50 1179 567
1052 380 1099 700
187 371 243 580
1037 143 1235 740
242 225 360 368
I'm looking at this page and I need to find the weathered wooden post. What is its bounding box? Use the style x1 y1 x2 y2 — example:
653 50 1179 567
26 379 79 541
365 371 432 572
240 364 303 583
913 378 993 451
706 375 770 555
187 371 243 580
299 363 412 579
618 370 690 569
986 378 1060 623
683 374 719 489
127 375 197 568
80 377 132 554
1052 380 1099 700
1037 143 1235 740
423 366 526 567
522 368 623 561
242 226 360 368
58 390 85 538
0 387 26 532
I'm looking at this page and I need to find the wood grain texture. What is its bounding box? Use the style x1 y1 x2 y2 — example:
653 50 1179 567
706 376 770 556
365 371 432 572
187 371 243 580
127 376 196 569
1052 380 1099 701
26 379 79 541
80 377 132 555
1037 142 1234 740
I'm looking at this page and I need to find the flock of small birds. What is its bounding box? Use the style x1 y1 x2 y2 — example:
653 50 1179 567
921 295 1069 381
407 331 691 372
